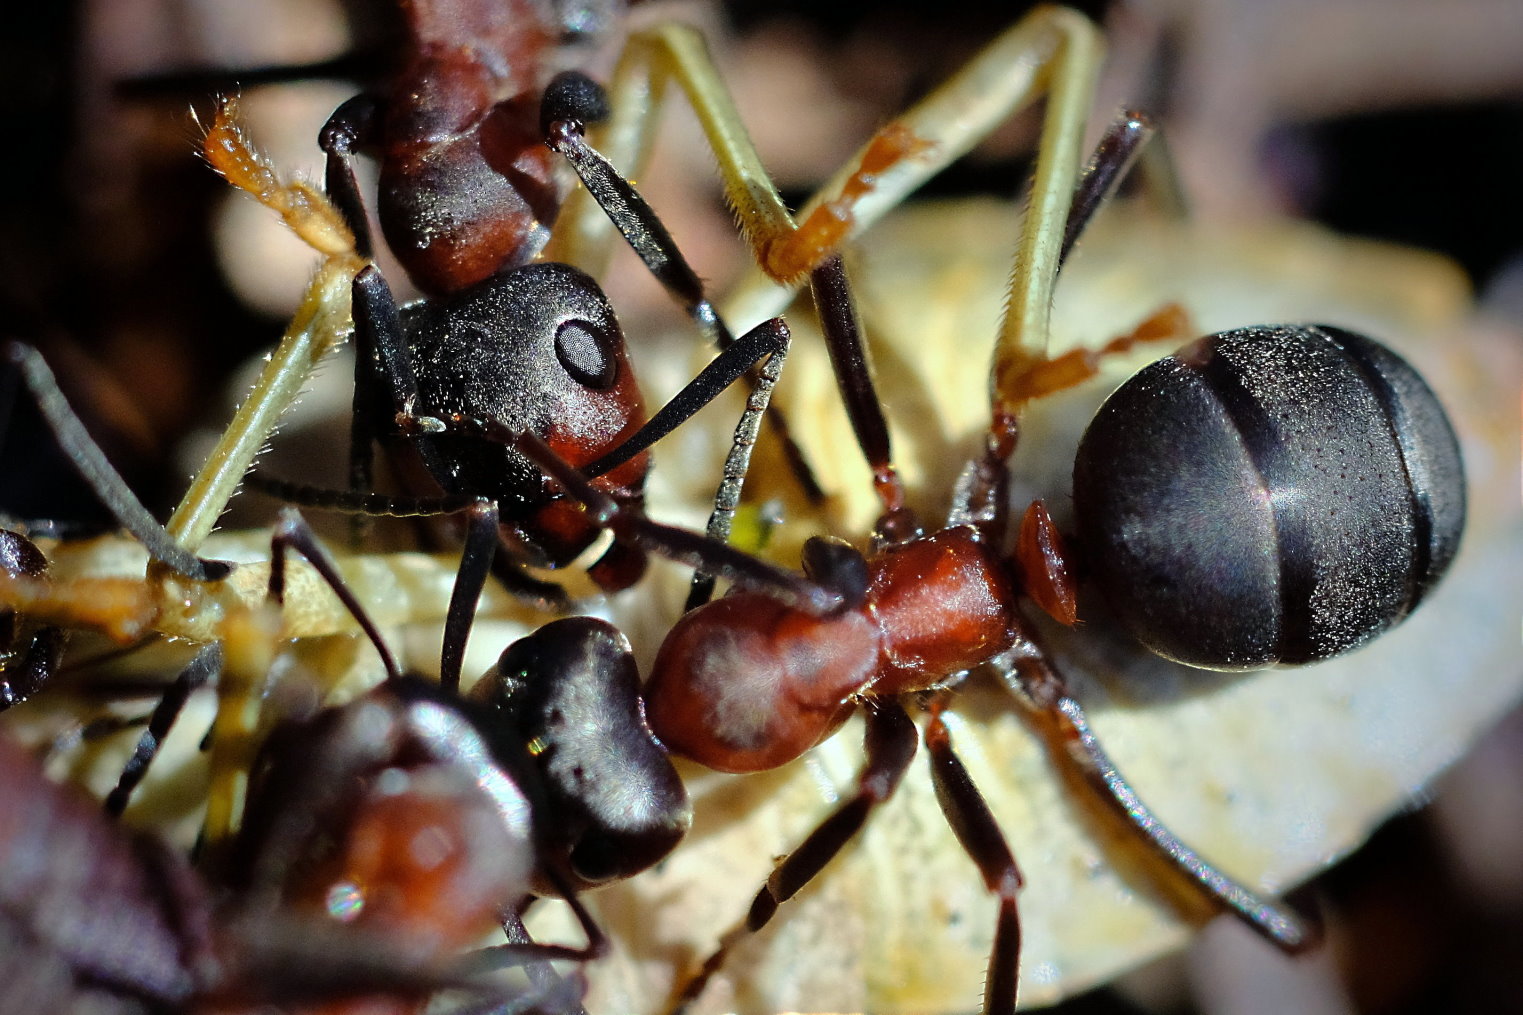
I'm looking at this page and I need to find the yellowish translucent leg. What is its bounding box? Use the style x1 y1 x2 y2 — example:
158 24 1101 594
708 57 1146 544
201 606 278 850
163 97 366 553
707 8 1100 319
544 6 1102 465
164 97 364 846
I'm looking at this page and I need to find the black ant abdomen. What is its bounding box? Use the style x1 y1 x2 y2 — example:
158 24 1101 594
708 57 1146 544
1073 323 1465 669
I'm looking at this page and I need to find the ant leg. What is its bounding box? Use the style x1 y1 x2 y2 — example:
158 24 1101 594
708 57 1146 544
472 866 609 969
103 642 223 817
581 319 790 480
319 94 382 259
548 120 826 505
998 639 1321 953
669 700 918 1015
807 255 914 537
439 500 498 694
551 11 1100 320
400 417 849 617
924 706 1023 1015
171 97 364 552
268 507 402 683
1 343 230 581
1059 112 1156 267
348 264 428 539
684 323 788 611
548 120 737 352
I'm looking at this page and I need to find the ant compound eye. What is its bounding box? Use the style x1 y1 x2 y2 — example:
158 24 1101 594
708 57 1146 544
555 318 618 389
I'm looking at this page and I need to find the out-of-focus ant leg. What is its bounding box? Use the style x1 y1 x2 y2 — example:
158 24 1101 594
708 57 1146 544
1 343 230 582
104 506 407 820
103 643 223 817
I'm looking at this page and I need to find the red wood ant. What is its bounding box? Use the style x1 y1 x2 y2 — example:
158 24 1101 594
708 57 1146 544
0 529 66 710
0 518 613 1015
0 500 717 1013
399 87 1462 1008
281 0 809 691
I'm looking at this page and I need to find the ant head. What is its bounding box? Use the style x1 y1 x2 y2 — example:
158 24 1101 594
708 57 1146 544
400 261 651 563
474 617 692 891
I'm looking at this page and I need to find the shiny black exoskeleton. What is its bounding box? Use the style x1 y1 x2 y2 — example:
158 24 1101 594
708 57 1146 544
1072 323 1465 670
470 617 692 892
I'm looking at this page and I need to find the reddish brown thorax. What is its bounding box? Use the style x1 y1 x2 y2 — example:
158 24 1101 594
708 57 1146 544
644 526 1018 774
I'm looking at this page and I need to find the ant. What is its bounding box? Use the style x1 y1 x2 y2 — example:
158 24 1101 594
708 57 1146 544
0 528 66 709
0 513 641 1015
250 0 835 691
400 11 1468 1013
